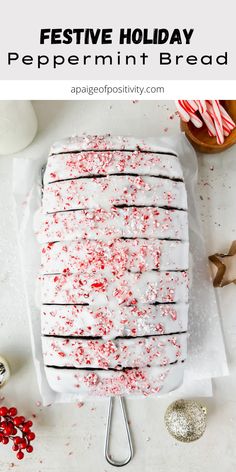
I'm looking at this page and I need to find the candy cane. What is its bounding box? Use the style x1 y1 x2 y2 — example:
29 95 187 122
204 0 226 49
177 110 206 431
222 126 230 137
183 100 198 114
222 119 234 135
175 101 190 122
206 101 224 145
180 101 202 128
188 112 203 128
212 101 224 144
176 100 235 145
195 100 207 114
194 101 216 135
219 104 236 130
221 115 232 135
194 100 214 135
200 110 217 136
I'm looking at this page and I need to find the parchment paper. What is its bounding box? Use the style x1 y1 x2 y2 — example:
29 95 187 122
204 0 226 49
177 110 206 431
12 133 228 404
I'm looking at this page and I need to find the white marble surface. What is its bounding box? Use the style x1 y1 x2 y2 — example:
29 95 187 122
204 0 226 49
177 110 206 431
0 100 235 471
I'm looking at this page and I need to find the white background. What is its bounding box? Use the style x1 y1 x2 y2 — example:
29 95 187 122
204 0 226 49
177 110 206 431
0 100 236 471
1 80 236 99
0 0 235 80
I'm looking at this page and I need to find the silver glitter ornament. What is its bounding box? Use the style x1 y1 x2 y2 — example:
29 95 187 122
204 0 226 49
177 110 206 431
0 356 10 387
164 399 207 442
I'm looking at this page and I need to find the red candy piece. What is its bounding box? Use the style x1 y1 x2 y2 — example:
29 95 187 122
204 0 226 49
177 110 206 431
91 281 104 290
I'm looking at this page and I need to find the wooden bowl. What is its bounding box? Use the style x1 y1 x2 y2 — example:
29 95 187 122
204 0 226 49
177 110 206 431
180 100 236 154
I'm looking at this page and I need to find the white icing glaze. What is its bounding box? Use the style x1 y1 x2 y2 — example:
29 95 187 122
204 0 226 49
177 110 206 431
38 136 189 396
49 135 179 156
44 362 185 396
36 207 188 243
43 176 187 212
41 270 188 305
42 333 187 369
41 303 189 338
41 239 189 274
44 151 183 185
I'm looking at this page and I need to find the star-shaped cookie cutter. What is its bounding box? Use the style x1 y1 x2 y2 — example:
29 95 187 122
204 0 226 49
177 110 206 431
209 240 236 287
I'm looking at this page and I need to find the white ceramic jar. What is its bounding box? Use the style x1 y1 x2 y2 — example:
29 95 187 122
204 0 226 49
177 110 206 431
0 101 38 155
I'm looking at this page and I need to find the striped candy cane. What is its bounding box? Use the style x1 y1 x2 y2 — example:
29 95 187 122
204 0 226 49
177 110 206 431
175 100 190 122
219 104 235 131
206 101 224 144
176 100 235 145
